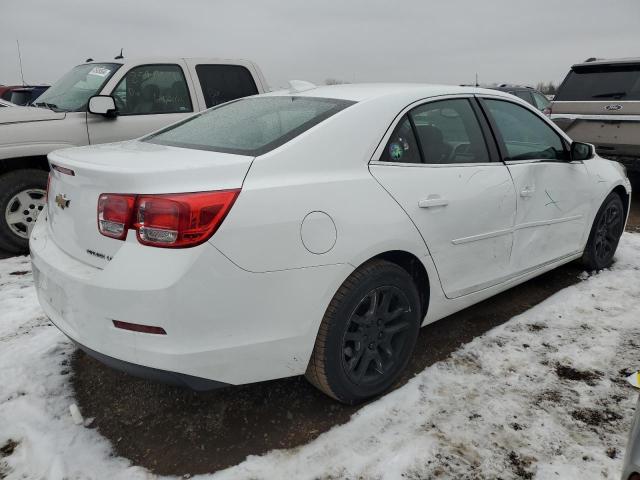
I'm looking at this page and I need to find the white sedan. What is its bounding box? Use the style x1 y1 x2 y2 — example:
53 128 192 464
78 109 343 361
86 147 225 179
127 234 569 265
30 84 631 404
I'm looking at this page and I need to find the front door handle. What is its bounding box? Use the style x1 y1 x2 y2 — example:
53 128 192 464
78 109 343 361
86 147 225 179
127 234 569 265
418 196 449 208
520 186 535 198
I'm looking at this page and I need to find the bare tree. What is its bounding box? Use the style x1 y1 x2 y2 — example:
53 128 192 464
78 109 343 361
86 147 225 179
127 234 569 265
535 82 558 94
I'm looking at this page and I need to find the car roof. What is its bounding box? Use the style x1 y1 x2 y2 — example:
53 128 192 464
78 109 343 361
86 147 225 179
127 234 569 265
572 57 640 68
82 57 259 68
264 83 514 103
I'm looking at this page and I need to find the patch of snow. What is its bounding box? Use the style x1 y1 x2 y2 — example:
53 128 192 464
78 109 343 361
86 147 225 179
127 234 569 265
2 235 640 479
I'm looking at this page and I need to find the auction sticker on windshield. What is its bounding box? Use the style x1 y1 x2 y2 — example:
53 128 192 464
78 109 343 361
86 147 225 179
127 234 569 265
88 66 112 77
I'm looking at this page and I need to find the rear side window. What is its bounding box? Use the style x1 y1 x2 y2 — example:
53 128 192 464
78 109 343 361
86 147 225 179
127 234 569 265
483 99 567 161
195 65 259 108
410 99 490 164
512 90 534 105
532 92 550 110
146 96 354 156
556 65 640 101
379 116 422 163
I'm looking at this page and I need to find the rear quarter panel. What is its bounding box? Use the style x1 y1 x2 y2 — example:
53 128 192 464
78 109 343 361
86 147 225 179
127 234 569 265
209 96 431 273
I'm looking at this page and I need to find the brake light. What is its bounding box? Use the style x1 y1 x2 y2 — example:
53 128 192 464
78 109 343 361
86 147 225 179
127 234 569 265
97 190 240 248
98 194 135 240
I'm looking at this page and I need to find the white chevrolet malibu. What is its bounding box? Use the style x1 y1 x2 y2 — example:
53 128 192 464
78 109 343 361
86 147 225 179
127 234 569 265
30 84 631 404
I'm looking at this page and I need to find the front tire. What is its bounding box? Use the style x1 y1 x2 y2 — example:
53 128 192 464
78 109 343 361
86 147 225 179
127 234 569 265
582 192 625 271
0 169 48 254
305 260 422 404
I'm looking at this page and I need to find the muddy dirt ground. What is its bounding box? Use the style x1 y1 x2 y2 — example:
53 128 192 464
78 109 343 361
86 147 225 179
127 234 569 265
0 172 614 475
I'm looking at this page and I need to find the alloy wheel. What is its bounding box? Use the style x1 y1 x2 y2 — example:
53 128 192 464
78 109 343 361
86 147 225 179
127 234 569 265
594 200 623 264
342 286 412 386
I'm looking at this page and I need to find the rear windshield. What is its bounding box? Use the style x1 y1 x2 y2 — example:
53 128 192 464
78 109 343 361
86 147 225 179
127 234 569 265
555 64 640 101
145 96 355 156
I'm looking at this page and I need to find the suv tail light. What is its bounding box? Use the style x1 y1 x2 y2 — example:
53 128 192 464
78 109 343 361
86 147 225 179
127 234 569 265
97 190 239 248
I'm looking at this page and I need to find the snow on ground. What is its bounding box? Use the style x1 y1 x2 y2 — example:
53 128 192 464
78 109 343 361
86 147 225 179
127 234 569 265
2 235 640 479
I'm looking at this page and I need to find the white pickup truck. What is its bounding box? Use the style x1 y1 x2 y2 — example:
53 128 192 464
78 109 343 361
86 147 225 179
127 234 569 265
0 57 268 252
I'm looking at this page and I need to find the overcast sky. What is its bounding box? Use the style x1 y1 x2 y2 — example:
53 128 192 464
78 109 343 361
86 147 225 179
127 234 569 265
1 0 639 89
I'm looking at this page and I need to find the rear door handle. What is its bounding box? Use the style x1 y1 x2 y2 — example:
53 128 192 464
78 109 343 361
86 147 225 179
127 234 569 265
418 196 449 208
520 186 535 198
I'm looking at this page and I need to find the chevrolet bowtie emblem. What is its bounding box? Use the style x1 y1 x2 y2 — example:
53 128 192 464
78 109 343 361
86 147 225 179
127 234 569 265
55 193 70 209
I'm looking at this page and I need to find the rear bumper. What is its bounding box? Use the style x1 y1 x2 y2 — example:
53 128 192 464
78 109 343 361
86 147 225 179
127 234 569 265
551 114 640 169
30 214 351 386
73 339 229 390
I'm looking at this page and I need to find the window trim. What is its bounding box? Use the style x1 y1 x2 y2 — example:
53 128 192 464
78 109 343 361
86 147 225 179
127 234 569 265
110 63 193 116
476 95 572 164
370 94 501 167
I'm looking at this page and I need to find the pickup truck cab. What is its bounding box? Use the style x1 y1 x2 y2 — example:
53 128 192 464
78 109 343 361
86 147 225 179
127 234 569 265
0 57 268 253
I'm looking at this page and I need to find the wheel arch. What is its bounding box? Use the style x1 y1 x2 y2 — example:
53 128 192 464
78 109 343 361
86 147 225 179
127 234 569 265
366 250 430 320
0 155 49 175
611 184 630 221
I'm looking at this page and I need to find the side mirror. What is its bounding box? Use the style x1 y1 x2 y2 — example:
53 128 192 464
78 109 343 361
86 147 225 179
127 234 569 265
571 141 594 161
88 95 117 118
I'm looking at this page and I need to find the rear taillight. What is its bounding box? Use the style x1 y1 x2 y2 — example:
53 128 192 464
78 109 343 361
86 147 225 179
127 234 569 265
98 194 135 240
97 190 239 248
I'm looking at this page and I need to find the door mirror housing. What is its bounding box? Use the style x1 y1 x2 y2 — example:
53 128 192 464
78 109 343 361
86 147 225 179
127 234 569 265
571 141 594 161
88 95 117 118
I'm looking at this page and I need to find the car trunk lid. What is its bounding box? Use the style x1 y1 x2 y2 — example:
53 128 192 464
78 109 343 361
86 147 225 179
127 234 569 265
46 140 253 268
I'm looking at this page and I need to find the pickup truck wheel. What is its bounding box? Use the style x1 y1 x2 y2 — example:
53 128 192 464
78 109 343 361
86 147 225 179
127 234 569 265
0 169 48 254
305 260 421 404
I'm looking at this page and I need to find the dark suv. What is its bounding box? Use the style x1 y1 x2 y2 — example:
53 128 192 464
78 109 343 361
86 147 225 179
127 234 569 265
551 57 640 172
488 85 551 114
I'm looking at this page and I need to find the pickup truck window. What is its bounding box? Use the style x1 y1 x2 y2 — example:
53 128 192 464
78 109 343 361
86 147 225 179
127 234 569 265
195 65 259 108
33 63 120 112
112 64 193 115
146 96 355 156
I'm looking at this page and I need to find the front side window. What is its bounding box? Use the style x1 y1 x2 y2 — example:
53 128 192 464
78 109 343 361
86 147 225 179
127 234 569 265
33 63 120 112
112 64 193 115
484 99 567 161
195 65 259 108
146 96 354 156
410 99 490 164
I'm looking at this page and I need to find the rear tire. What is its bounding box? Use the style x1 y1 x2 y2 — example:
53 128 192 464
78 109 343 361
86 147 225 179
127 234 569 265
305 259 421 404
582 192 625 271
0 169 48 254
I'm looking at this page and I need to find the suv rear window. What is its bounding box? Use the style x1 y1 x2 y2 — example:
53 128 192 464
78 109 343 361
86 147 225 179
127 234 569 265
146 96 355 156
555 64 640 101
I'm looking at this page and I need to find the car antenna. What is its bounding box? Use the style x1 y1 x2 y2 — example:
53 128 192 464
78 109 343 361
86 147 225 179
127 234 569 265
115 48 124 60
475 72 479 87
16 40 25 86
